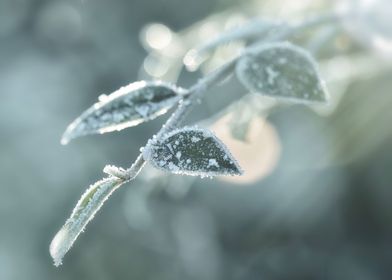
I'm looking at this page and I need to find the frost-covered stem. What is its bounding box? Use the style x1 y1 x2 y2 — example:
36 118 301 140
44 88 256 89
117 12 342 181
189 58 237 93
157 58 237 136
307 25 340 55
250 12 341 49
119 154 146 180
194 18 280 54
291 12 341 34
119 59 237 180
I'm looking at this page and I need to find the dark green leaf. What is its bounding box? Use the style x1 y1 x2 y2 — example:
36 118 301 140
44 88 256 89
143 127 242 177
236 42 328 103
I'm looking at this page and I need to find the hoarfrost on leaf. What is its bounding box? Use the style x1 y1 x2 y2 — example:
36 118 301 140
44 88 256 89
191 136 201 143
49 177 124 266
208 158 219 168
143 127 242 177
61 81 187 144
236 42 328 103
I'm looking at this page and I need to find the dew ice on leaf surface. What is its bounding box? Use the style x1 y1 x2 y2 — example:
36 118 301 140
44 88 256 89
50 177 123 266
143 127 242 177
236 42 328 103
61 81 186 144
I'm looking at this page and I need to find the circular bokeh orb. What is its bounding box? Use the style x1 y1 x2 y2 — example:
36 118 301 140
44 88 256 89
210 113 281 185
35 1 82 46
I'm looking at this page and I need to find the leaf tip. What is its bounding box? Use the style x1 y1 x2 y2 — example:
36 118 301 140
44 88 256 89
49 226 71 267
61 122 80 145
233 164 244 176
60 136 70 146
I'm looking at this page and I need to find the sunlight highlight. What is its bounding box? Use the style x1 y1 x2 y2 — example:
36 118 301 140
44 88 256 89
144 23 172 50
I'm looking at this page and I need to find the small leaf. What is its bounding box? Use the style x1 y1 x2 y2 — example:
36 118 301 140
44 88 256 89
236 42 328 103
61 81 186 144
143 127 242 177
49 177 124 266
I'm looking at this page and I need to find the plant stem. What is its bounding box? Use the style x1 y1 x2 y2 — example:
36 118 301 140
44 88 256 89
107 58 237 182
292 12 341 33
247 12 341 51
306 24 341 55
106 12 341 182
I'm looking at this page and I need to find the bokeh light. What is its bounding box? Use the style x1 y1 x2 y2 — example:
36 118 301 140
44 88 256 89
211 113 281 185
142 23 173 50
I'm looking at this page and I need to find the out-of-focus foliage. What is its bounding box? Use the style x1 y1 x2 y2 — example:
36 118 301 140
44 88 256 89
2 0 392 279
236 42 328 103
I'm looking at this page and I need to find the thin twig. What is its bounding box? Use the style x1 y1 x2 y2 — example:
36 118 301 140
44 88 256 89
118 14 340 181
248 12 341 51
114 58 237 181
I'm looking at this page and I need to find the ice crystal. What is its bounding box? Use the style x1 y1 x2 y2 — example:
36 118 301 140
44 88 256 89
208 159 219 168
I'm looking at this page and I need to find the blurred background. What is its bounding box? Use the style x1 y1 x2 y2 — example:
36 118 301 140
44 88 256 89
2 0 392 279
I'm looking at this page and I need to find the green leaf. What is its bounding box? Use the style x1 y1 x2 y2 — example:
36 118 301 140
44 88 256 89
236 42 328 103
61 81 186 144
49 177 124 266
143 127 242 177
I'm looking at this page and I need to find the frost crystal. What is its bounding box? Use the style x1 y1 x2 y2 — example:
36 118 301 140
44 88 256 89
236 42 328 103
143 127 242 177
61 81 186 144
191 136 201 143
208 159 219 168
266 66 279 85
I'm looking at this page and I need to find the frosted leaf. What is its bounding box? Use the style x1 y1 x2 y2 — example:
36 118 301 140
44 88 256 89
143 127 242 177
49 177 124 266
236 42 328 103
61 81 186 144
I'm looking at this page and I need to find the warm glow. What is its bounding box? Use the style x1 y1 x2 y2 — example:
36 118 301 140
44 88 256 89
143 55 170 77
143 23 172 50
210 113 281 185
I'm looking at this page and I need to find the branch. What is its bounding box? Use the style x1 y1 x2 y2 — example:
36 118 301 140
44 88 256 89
49 58 236 266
